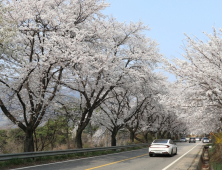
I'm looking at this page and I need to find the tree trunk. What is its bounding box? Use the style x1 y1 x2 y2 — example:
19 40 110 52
158 131 161 138
34 130 38 151
75 109 94 148
24 129 34 152
161 131 167 138
66 127 70 149
111 134 117 146
167 132 171 139
75 129 83 148
130 131 135 143
111 128 118 146
151 131 156 141
51 143 54 150
174 133 177 140
143 133 148 143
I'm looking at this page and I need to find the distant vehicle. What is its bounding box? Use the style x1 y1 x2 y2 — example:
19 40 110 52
195 137 200 141
149 139 177 157
202 137 210 143
180 137 187 142
189 137 196 143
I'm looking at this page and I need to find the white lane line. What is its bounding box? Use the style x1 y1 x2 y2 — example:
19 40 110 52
162 144 200 170
10 148 148 170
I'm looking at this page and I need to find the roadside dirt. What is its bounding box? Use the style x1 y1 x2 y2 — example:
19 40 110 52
202 146 209 170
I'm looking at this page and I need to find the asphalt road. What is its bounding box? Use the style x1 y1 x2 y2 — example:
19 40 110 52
11 141 203 170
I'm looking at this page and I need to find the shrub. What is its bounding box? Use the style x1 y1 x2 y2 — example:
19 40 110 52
210 133 222 165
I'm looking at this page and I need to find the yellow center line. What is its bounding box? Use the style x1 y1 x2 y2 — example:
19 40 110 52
85 153 149 170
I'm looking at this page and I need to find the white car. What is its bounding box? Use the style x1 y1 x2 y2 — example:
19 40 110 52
149 139 177 157
180 137 187 142
202 137 210 143
195 137 200 141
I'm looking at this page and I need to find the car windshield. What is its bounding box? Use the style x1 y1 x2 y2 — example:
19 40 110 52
153 139 168 143
203 137 209 139
181 138 185 139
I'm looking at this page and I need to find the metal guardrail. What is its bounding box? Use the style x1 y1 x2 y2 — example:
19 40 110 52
0 143 149 161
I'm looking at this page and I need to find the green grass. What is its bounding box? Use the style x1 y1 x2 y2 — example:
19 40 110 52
0 146 147 170
208 144 215 154
205 143 212 146
0 158 28 169
208 143 222 170
212 163 222 170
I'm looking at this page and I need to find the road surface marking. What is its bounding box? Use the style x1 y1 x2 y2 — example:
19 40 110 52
85 153 149 170
162 144 200 170
11 148 147 170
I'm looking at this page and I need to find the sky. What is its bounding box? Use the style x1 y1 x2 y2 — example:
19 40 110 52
102 0 222 81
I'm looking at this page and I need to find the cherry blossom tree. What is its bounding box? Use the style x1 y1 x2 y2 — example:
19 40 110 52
163 29 222 134
126 79 167 143
0 0 17 56
0 0 108 152
61 17 162 148
126 103 159 143
165 29 222 108
0 0 167 151
93 87 152 146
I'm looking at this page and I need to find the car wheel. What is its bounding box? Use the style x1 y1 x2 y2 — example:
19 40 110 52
149 154 153 157
170 150 174 157
189 142 190 143
175 148 177 155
